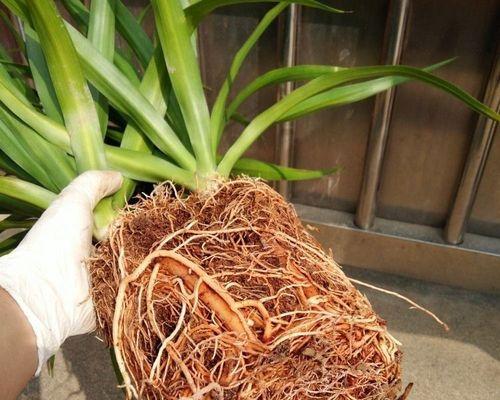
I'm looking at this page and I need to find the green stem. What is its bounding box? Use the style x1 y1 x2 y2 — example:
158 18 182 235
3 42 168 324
152 0 215 177
29 0 107 172
88 0 116 135
0 175 55 209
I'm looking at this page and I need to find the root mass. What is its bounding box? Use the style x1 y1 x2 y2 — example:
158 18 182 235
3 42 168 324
89 178 403 399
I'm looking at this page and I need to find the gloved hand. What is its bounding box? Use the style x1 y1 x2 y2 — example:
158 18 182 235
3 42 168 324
0 171 122 375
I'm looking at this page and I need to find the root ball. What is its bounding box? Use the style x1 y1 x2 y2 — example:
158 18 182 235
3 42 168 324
89 178 403 399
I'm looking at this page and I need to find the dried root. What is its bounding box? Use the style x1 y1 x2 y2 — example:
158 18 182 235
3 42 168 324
89 178 403 399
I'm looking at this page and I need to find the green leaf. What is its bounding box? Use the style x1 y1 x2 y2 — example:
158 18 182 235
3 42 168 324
218 65 500 175
88 0 117 135
0 59 30 74
0 42 34 99
29 0 107 172
211 2 287 155
25 25 64 124
0 215 36 230
0 231 27 256
0 148 37 183
0 107 76 191
0 0 29 22
235 60 453 122
113 51 141 86
0 78 71 152
65 23 196 171
105 145 196 190
0 193 44 217
185 0 346 28
106 46 171 216
137 3 152 24
0 175 56 210
0 112 56 190
226 65 345 118
0 75 194 193
0 52 33 107
231 157 340 180
152 0 214 176
115 0 154 67
61 0 154 67
106 128 123 143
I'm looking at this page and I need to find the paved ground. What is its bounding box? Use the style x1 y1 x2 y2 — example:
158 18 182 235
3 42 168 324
19 266 500 400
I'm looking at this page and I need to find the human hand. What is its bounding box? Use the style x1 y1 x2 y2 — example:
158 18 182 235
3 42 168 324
0 171 122 374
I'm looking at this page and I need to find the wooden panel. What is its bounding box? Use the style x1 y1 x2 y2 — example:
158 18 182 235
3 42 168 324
198 5 281 163
0 5 22 62
469 125 500 238
291 0 389 212
377 0 499 227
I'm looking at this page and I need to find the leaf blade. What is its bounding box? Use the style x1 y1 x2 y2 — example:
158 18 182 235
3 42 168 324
218 65 500 175
29 0 106 172
232 157 340 181
152 0 214 176
210 2 288 154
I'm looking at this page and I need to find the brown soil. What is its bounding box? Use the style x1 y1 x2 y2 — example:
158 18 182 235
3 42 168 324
89 178 403 399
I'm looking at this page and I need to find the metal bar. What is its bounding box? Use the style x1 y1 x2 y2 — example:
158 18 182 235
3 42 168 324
297 204 500 294
444 50 500 245
277 4 300 199
354 0 410 230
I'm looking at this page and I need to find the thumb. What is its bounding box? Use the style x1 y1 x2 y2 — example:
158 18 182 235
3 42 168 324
59 170 123 209
16 170 122 254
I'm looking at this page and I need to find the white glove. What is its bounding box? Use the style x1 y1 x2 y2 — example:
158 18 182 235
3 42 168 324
0 171 122 375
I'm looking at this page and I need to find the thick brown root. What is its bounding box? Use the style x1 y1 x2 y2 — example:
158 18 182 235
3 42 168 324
89 178 403 399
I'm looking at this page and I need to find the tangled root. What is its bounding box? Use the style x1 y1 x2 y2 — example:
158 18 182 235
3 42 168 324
89 178 404 399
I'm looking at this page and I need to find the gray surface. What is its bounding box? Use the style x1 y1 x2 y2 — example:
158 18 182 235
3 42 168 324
19 267 500 400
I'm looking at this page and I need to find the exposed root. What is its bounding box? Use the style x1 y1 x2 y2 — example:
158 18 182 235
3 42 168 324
89 178 407 399
349 279 449 331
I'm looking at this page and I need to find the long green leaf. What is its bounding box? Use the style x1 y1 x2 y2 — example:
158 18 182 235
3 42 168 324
105 146 196 190
115 0 154 67
29 0 107 172
3 2 188 172
0 107 76 191
65 23 196 171
0 26 32 99
25 25 64 124
0 149 36 183
210 2 287 155
231 157 340 180
0 194 44 217
0 175 55 209
0 231 26 256
226 65 345 118
0 51 33 108
0 113 56 190
60 0 154 67
0 78 71 151
0 0 29 21
113 52 141 86
185 0 346 28
110 47 171 209
0 75 195 192
234 60 452 123
218 65 500 175
88 0 117 134
0 215 36 230
0 59 30 74
152 0 214 176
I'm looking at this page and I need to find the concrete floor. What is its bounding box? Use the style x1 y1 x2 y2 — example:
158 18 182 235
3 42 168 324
19 266 500 400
